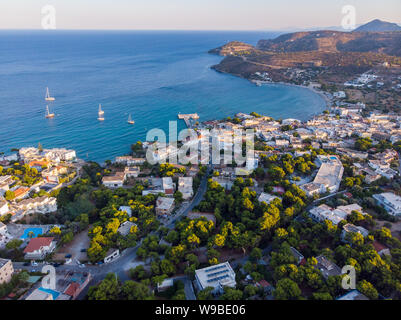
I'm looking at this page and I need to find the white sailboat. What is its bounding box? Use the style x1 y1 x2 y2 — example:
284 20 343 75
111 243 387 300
45 87 55 101
45 105 55 118
98 104 105 121
127 113 135 125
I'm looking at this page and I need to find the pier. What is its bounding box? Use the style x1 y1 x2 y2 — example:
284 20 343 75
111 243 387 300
178 113 200 128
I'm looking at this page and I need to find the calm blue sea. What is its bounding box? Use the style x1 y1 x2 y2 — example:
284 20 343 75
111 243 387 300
0 30 326 162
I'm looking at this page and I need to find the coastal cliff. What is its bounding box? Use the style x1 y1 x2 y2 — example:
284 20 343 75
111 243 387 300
209 20 401 111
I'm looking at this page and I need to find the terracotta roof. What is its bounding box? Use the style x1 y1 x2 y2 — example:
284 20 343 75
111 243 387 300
13 187 29 198
64 282 80 297
24 237 54 253
258 280 271 288
372 241 388 252
28 161 48 167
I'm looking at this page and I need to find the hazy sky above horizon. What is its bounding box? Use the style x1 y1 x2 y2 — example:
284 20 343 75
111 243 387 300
0 0 400 30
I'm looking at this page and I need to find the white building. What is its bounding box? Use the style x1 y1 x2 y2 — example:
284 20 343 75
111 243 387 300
341 224 369 243
115 156 146 166
0 258 13 284
258 193 280 205
373 193 401 216
195 262 236 294
333 91 346 99
0 222 11 248
162 177 175 196
309 204 351 225
302 155 343 196
0 201 10 217
23 237 57 260
0 175 13 196
14 196 57 215
45 148 76 162
155 197 175 216
178 177 194 200
19 147 76 164
102 172 126 188
124 166 140 178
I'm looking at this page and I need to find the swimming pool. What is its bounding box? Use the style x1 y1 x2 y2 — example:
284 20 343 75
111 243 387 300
20 228 43 239
39 287 61 300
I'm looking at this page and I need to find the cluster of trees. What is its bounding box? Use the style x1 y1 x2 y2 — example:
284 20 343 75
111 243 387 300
261 153 317 180
0 163 42 187
87 273 154 300
159 163 186 177
0 271 30 298
354 137 372 151
56 161 160 263
87 189 158 263
134 218 213 284
265 213 401 299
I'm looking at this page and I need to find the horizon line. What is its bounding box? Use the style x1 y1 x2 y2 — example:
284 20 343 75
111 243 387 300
0 27 346 32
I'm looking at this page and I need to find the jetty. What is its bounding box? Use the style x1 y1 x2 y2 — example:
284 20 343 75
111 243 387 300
178 113 199 128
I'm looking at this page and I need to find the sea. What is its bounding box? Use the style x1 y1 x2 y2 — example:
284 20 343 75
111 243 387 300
0 30 326 162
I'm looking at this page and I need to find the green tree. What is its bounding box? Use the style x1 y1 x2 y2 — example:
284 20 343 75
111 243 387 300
87 273 120 300
220 287 244 300
274 278 302 300
357 280 378 300
121 280 153 300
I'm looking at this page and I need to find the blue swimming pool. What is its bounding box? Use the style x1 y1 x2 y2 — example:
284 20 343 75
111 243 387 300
20 228 43 239
39 287 60 300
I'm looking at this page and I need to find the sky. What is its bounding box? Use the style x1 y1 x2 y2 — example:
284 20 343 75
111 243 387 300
0 0 400 30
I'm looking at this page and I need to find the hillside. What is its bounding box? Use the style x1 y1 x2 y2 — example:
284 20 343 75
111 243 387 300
354 19 401 32
256 31 401 57
208 41 255 56
209 24 401 112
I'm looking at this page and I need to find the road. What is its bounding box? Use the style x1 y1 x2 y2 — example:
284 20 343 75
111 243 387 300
164 166 211 229
312 189 349 205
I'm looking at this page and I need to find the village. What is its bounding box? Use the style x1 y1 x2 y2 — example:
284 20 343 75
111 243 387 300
1 92 401 300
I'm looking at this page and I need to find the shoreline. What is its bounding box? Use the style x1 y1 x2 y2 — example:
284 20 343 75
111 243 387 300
212 67 330 119
251 80 332 111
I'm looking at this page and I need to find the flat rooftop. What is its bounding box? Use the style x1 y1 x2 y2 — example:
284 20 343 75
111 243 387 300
195 262 236 289
314 162 343 188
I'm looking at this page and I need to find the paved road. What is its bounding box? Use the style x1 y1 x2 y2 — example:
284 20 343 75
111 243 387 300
164 166 211 229
312 189 349 205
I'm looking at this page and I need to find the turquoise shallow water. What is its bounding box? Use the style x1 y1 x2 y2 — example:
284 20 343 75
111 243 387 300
0 30 326 162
